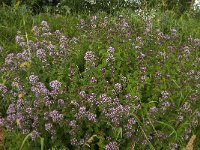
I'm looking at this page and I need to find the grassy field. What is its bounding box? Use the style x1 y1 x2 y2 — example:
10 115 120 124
0 4 200 150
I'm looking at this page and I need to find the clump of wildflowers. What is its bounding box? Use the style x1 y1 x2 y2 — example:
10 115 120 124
0 15 200 150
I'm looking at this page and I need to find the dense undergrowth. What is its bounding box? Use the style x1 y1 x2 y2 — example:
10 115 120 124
0 4 200 150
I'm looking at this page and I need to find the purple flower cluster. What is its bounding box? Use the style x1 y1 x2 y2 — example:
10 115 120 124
97 94 112 105
50 80 62 90
171 28 177 37
124 118 136 138
0 83 8 96
90 16 97 28
29 75 39 85
16 31 24 44
106 47 115 68
84 51 95 62
114 83 122 92
90 77 97 83
161 90 169 99
41 21 49 32
49 110 63 122
87 93 96 103
84 51 96 69
105 141 119 150
36 48 46 61
31 82 49 97
75 106 96 122
103 104 130 126
79 19 85 28
45 123 52 131
5 53 15 65
79 91 87 98
31 130 39 141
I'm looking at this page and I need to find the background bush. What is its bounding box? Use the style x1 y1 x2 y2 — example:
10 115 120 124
0 0 198 14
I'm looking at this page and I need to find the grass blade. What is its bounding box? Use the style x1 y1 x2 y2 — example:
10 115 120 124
40 137 44 150
20 133 32 150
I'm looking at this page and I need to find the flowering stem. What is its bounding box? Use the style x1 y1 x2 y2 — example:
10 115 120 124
131 113 155 150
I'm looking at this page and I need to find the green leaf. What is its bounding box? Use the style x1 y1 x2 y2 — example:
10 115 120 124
116 127 122 140
97 136 105 150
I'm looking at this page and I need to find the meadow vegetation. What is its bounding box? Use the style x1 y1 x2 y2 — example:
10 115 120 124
0 0 200 149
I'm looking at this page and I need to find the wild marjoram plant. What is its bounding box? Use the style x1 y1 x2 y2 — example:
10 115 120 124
0 14 200 149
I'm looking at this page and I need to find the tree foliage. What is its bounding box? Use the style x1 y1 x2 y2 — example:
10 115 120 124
0 0 197 14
